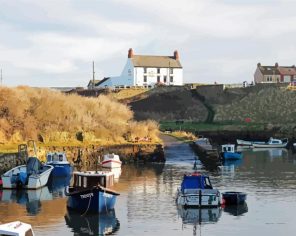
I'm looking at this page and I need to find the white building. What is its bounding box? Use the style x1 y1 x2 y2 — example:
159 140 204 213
96 48 183 88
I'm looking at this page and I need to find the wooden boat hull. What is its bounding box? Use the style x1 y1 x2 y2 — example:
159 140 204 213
66 186 119 213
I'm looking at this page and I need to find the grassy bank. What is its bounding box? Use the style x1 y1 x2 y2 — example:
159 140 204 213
160 121 266 133
0 86 160 148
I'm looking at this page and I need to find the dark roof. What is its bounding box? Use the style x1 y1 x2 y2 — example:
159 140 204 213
131 55 182 68
87 79 101 87
278 67 296 75
258 66 280 75
258 65 296 76
94 77 110 87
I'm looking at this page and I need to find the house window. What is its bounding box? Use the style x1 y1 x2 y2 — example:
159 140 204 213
170 76 173 83
157 76 160 83
170 68 173 74
144 75 147 82
144 68 147 73
164 76 167 83
157 68 160 73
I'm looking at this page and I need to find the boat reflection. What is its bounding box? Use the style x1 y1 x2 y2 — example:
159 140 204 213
0 187 52 215
64 209 120 235
177 206 222 236
251 148 288 158
102 167 122 183
0 176 71 215
223 158 243 167
177 206 222 224
47 176 71 197
223 202 248 216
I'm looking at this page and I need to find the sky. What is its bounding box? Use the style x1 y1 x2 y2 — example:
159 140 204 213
1 0 296 87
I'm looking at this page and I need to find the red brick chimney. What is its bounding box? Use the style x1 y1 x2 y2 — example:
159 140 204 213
174 50 179 60
128 48 134 58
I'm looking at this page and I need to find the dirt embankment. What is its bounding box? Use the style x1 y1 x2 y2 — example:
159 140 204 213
128 86 208 121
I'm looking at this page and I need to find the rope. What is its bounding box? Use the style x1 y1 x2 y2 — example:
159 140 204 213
104 188 108 213
81 189 93 216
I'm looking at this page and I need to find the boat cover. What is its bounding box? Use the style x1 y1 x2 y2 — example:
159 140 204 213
181 175 206 191
27 157 42 175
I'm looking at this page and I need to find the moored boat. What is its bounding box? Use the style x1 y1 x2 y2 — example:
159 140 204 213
220 144 242 160
101 153 122 168
236 139 253 146
1 157 53 189
222 191 247 205
252 137 288 148
236 139 265 147
0 221 35 236
176 172 221 207
46 152 72 176
65 171 120 213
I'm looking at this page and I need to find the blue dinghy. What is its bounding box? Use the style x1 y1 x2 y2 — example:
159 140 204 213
65 171 119 213
222 191 247 205
46 152 72 177
221 144 242 160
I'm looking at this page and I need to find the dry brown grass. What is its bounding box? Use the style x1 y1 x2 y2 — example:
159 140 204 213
169 131 197 142
0 86 159 147
108 88 148 100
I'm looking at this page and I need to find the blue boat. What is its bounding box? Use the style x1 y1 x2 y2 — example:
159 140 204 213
222 191 247 205
65 171 119 213
176 173 221 207
46 152 72 177
220 144 242 160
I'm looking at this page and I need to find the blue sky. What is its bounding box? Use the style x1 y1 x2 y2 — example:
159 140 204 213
1 0 296 87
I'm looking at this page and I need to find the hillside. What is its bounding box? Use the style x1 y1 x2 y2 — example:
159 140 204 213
128 86 208 121
214 87 296 128
0 86 159 145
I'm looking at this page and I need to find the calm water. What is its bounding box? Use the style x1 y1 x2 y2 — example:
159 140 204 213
1 136 296 235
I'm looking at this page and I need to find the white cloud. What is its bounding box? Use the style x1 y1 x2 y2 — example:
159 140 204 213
1 0 296 86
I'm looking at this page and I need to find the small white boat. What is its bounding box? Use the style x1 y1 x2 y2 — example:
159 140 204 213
101 153 122 168
236 139 265 147
236 139 252 146
220 144 243 160
252 137 288 148
0 221 35 236
1 157 53 189
176 173 221 207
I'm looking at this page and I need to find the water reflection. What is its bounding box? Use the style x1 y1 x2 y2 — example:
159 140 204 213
64 209 120 236
223 158 243 167
0 176 70 215
223 203 248 216
251 148 288 159
177 206 222 224
0 187 52 215
178 206 222 236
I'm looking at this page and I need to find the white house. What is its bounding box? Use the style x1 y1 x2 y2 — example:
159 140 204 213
96 48 183 88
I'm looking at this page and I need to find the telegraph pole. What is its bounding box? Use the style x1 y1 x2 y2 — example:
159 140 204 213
92 61 95 89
